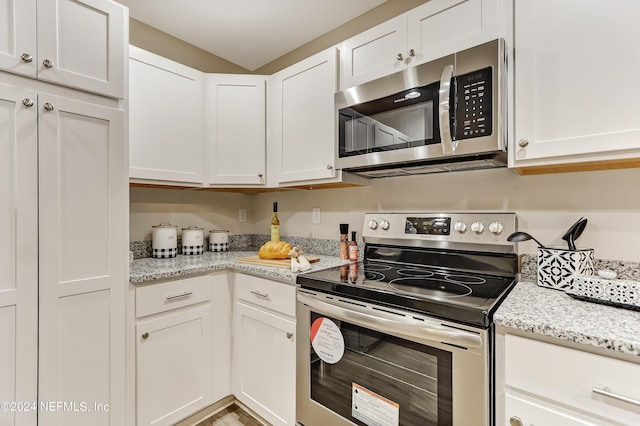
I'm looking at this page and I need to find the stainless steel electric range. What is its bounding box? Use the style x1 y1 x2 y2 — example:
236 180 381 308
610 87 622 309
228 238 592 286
296 212 517 426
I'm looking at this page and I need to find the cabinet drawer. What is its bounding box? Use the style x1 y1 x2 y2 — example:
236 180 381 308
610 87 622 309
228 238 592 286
234 274 296 317
505 334 640 424
505 393 599 426
136 275 211 318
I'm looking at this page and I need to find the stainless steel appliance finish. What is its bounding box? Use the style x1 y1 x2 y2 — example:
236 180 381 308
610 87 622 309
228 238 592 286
296 212 517 426
335 39 507 177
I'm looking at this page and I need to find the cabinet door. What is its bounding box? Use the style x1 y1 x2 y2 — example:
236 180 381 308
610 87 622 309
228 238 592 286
339 15 408 90
206 74 266 185
129 47 205 184
0 0 37 78
270 48 338 184
211 273 232 402
136 305 213 426
407 0 500 66
36 0 126 98
232 301 295 426
511 0 640 170
0 83 38 426
37 94 127 426
505 394 600 426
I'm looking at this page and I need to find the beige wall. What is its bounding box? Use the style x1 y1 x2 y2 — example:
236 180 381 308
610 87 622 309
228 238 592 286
128 1 428 74
131 166 640 262
129 19 249 73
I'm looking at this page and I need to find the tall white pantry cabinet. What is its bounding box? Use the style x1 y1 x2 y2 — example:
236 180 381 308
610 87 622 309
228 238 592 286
0 1 128 426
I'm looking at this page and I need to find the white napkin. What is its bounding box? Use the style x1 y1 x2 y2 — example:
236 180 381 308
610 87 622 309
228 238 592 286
289 247 311 272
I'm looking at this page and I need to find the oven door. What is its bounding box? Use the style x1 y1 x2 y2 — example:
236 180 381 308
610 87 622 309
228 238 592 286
296 290 490 426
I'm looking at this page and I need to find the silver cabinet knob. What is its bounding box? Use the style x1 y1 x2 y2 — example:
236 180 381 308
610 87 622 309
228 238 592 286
396 53 404 61
326 164 333 170
43 59 54 68
409 48 415 57
43 102 54 111
509 416 523 426
286 332 293 339
21 53 33 63
22 98 34 107
258 173 263 178
518 139 529 148
141 332 149 340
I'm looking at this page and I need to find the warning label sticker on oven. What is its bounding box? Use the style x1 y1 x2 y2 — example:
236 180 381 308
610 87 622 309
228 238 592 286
352 383 399 426
310 317 344 364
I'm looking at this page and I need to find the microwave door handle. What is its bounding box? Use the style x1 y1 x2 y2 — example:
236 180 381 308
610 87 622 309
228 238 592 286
298 292 482 349
438 64 457 154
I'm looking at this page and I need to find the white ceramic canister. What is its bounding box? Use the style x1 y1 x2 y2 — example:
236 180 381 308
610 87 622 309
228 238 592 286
182 225 204 255
209 229 229 252
152 222 178 258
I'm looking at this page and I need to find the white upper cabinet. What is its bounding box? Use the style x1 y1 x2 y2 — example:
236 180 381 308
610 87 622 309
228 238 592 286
129 46 205 185
205 74 266 185
268 48 340 185
340 0 501 90
510 0 640 172
0 0 126 98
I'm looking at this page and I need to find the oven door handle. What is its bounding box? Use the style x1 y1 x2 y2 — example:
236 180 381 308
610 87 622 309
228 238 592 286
438 64 458 155
298 292 482 349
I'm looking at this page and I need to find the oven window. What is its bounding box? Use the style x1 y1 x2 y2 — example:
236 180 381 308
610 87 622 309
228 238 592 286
309 312 452 426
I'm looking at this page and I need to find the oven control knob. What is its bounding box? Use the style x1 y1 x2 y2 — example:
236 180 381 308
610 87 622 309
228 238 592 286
489 221 504 235
470 221 484 234
380 220 390 230
453 220 467 233
368 219 379 230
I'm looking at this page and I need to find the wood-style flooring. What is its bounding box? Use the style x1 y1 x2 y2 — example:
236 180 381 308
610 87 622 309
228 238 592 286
195 404 264 426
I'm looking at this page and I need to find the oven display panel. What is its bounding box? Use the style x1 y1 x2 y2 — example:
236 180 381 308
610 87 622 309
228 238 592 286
405 217 451 235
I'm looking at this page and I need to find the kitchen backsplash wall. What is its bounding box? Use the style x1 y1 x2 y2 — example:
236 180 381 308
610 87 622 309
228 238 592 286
130 166 640 262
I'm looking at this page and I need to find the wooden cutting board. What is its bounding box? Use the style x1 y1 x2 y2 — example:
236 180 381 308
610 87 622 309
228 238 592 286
235 255 320 269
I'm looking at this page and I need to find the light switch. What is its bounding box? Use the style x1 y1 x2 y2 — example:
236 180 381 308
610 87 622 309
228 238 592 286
239 208 247 222
312 207 321 224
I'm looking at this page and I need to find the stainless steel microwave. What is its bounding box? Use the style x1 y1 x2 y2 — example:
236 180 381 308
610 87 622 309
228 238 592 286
335 39 507 177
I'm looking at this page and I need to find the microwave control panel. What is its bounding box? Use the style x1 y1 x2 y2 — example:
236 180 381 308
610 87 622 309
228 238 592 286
456 67 492 140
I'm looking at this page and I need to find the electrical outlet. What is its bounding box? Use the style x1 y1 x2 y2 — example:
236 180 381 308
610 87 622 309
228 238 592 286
312 207 321 224
239 208 247 223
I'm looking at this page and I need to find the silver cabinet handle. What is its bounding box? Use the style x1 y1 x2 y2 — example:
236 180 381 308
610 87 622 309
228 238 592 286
43 102 54 111
286 332 293 339
592 387 640 407
165 291 193 301
438 64 457 155
258 173 263 178
250 290 269 298
518 139 529 148
326 164 333 170
43 59 54 68
21 53 33 63
22 98 34 107
408 48 415 57
141 332 149 340
509 417 523 426
396 53 403 61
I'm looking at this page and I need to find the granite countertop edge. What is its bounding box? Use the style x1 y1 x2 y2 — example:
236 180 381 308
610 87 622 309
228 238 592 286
494 280 640 357
129 250 345 285
131 254 640 357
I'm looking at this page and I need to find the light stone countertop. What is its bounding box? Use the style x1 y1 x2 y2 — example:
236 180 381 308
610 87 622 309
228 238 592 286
131 252 640 357
129 250 345 284
494 280 640 357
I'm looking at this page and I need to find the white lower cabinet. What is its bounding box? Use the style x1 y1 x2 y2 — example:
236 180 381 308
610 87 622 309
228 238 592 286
134 275 215 426
499 333 640 426
232 274 296 426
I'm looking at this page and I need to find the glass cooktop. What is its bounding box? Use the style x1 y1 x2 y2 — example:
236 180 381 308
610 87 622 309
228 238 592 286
297 246 517 328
